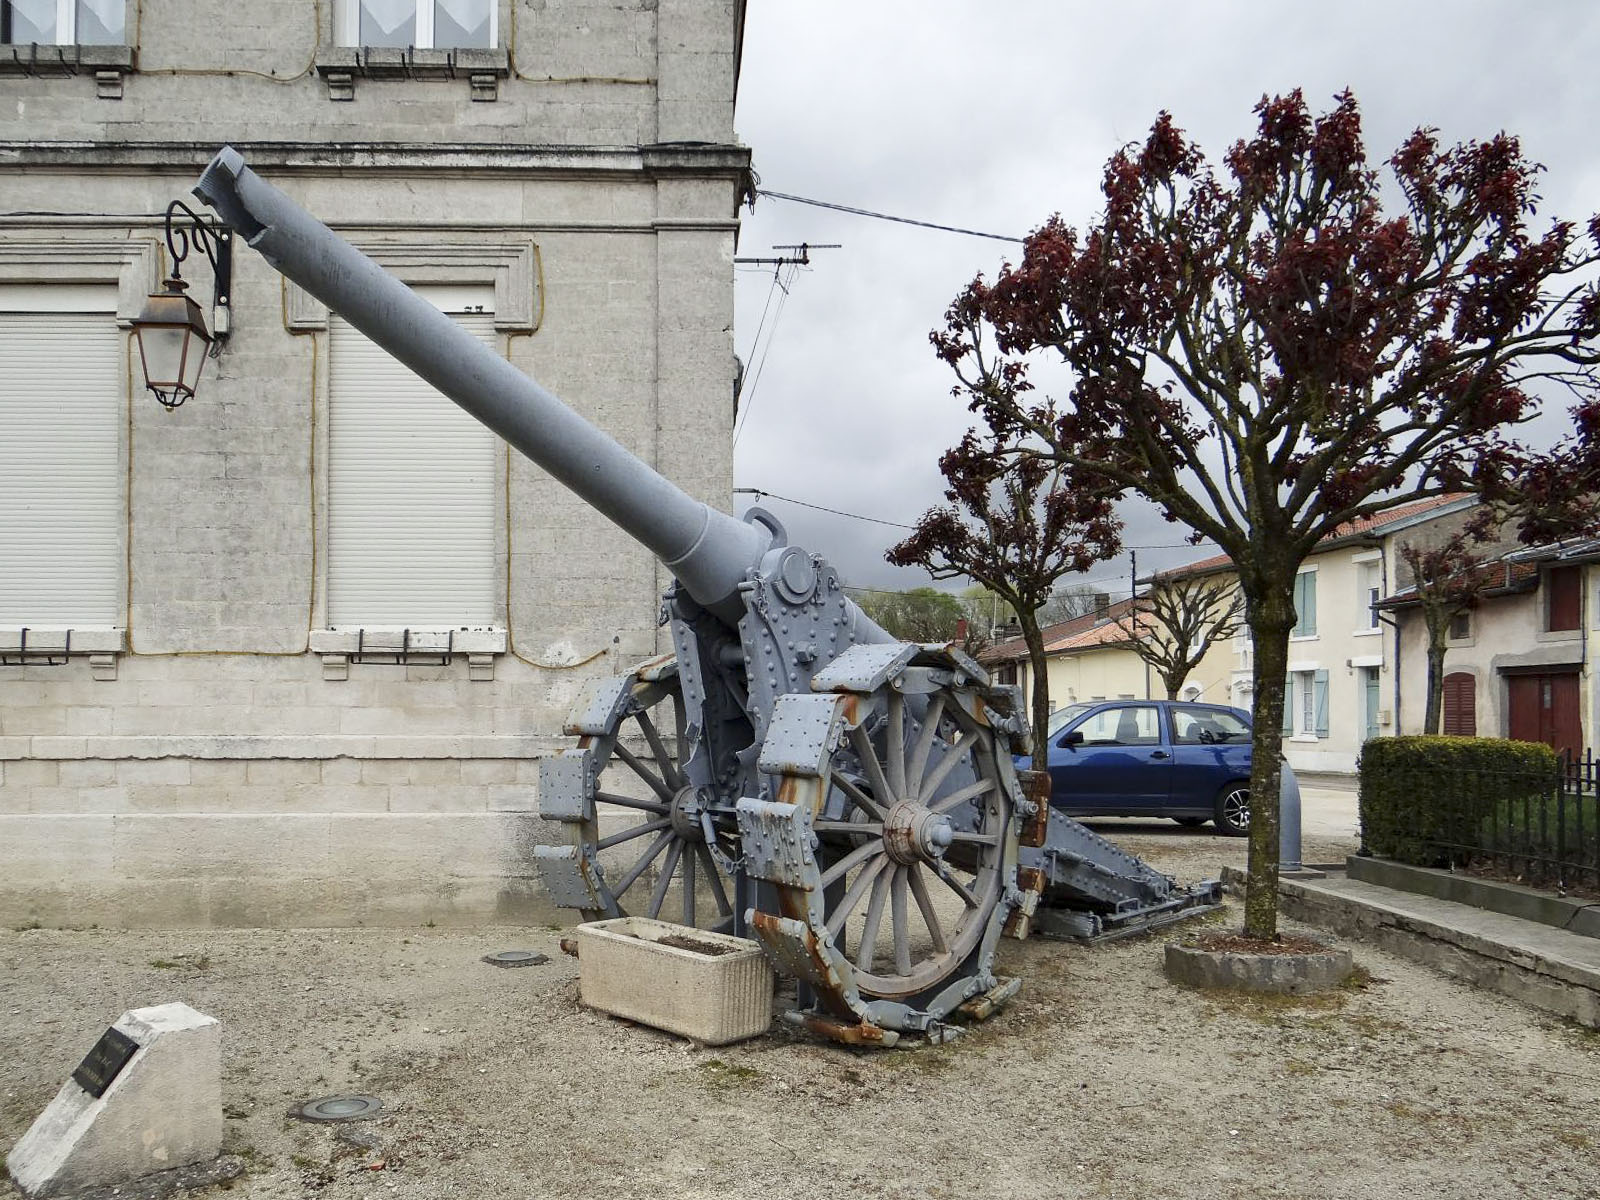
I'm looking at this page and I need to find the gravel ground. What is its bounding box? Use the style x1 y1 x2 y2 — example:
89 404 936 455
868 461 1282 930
4 824 1598 1200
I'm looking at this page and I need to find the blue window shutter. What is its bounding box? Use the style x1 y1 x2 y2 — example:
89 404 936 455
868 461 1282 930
1282 676 1295 734
1313 669 1330 738
1294 571 1317 637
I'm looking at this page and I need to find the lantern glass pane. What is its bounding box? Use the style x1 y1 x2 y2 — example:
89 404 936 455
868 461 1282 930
178 330 208 394
136 323 187 390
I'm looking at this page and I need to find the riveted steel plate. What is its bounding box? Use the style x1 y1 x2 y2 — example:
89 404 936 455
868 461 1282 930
758 693 842 777
809 641 918 695
538 748 595 822
563 674 634 736
532 845 606 910
735 798 818 889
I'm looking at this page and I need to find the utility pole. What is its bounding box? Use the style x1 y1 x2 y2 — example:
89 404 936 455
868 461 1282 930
1132 550 1151 700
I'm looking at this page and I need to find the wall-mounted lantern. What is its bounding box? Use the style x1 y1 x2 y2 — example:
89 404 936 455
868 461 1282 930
130 200 232 410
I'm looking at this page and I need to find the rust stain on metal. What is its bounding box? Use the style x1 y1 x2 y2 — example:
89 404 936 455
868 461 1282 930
800 1013 890 1046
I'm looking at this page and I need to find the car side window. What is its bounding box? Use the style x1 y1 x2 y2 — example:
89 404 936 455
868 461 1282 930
1072 705 1160 746
1172 706 1250 745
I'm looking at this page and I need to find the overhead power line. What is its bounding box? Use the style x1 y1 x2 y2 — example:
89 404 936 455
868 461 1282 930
734 487 918 530
755 189 1024 244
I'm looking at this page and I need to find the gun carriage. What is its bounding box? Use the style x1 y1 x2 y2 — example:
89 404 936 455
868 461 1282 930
193 148 1221 1045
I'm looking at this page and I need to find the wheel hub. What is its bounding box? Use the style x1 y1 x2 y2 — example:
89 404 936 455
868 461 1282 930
669 786 709 841
882 800 953 866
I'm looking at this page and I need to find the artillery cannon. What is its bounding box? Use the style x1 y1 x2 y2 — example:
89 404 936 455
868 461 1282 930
192 148 1222 1045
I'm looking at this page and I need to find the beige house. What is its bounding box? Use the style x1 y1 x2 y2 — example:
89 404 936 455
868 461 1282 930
988 496 1483 774
0 0 749 928
983 597 1150 716
1381 539 1600 756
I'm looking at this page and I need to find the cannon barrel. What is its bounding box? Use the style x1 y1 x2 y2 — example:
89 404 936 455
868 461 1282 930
193 147 770 621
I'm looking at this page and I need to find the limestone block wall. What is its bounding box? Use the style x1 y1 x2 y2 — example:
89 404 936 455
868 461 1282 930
0 0 748 927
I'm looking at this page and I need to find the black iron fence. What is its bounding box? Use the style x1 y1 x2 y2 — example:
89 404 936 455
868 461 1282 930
1400 748 1600 893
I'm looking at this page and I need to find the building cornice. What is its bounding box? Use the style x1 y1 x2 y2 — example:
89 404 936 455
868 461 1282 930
0 140 752 178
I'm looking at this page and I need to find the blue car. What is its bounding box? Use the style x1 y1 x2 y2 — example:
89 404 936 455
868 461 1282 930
1034 699 1256 835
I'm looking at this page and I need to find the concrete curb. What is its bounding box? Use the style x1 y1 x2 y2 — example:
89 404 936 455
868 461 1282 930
1278 871 1600 1029
1346 856 1600 939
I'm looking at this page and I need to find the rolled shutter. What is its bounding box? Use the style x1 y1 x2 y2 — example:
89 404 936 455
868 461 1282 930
328 301 499 627
0 300 121 625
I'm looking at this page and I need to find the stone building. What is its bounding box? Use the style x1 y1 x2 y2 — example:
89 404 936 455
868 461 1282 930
0 0 750 926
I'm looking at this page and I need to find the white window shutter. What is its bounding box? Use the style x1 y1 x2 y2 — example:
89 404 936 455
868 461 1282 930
327 304 499 627
0 305 121 625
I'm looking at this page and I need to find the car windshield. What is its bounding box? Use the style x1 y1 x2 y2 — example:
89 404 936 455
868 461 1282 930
1046 703 1094 738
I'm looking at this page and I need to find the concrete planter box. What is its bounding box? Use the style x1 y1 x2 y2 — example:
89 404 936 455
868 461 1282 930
575 918 773 1045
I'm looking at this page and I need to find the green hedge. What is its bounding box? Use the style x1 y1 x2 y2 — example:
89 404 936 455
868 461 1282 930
1358 737 1558 865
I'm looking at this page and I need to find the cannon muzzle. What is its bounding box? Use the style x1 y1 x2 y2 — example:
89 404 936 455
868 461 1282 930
193 147 769 622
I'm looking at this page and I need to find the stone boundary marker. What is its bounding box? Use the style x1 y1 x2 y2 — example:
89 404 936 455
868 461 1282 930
6 1002 222 1197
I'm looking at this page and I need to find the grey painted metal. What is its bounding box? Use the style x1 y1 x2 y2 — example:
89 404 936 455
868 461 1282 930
193 149 1228 1045
193 147 767 622
1280 767 1303 872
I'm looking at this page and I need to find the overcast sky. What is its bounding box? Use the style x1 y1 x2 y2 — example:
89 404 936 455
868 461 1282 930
728 0 1600 599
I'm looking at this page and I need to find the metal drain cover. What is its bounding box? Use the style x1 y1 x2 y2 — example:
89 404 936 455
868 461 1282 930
481 950 550 968
294 1095 384 1123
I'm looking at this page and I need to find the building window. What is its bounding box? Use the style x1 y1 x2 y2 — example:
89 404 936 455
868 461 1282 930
327 289 498 627
1283 669 1329 738
340 0 494 49
1357 560 1381 630
1448 611 1471 641
1292 569 1318 638
0 286 122 626
1547 565 1581 632
1 0 123 44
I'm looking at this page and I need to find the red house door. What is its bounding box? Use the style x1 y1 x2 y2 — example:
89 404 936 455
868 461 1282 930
1506 672 1582 756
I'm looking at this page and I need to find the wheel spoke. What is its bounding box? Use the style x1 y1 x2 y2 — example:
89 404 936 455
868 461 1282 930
947 830 999 847
928 777 996 816
596 790 670 816
635 711 683 791
891 866 912 975
905 694 946 801
697 844 732 917
886 690 906 800
613 742 677 803
682 841 696 925
916 729 978 803
856 866 892 971
907 864 947 954
935 863 980 910
647 839 684 919
813 820 884 837
835 773 887 822
612 828 673 897
594 817 671 852
849 723 895 813
825 854 889 939
819 837 885 890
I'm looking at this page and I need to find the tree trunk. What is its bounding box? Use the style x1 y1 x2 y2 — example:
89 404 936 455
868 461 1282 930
1423 618 1448 735
1019 614 1051 773
1161 668 1183 701
1242 576 1294 941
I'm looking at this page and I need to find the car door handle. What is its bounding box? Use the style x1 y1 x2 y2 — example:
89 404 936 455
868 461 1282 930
1149 750 1170 760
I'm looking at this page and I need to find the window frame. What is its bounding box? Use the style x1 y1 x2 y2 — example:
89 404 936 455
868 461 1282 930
1 0 124 45
337 0 497 50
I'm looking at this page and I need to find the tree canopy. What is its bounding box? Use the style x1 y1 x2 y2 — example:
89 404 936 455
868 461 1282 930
932 89 1600 937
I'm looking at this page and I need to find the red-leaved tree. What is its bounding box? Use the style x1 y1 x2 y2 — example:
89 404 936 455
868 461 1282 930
932 90 1600 938
886 426 1121 770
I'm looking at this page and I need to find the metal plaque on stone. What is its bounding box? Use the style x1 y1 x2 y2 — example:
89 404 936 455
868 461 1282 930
71 1026 140 1098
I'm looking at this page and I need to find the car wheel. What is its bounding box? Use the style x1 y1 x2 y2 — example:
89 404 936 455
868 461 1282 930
1214 783 1250 836
1174 817 1207 828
